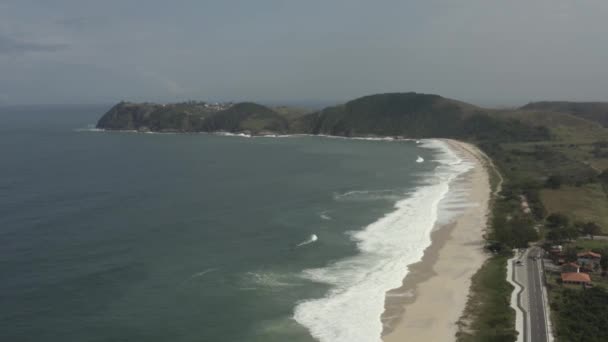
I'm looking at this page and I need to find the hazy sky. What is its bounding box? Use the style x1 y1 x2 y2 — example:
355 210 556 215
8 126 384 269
1 0 608 106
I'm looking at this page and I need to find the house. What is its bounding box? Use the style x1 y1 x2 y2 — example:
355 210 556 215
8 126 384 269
561 262 580 273
549 245 564 264
561 272 592 285
577 251 601 270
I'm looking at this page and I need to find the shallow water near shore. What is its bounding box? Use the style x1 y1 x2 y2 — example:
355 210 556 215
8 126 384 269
1 105 466 342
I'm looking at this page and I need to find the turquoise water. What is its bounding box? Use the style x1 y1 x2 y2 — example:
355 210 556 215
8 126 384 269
0 105 443 342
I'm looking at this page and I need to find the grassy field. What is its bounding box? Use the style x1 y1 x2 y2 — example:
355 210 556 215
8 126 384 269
459 109 608 341
541 184 608 233
570 238 608 251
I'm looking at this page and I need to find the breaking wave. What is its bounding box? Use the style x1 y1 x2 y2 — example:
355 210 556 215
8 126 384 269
296 234 318 247
293 139 473 342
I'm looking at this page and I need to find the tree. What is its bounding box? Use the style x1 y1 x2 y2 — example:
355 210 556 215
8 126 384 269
547 228 566 243
600 249 608 276
546 213 570 229
563 225 580 241
599 169 608 183
545 175 563 189
564 247 578 263
581 222 602 239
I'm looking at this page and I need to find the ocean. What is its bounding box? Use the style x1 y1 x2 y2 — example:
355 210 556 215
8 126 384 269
0 105 471 342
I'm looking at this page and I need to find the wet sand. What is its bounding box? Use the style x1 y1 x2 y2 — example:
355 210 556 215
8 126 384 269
381 140 491 342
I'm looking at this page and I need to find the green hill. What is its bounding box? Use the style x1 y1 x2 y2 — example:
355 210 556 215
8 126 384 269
521 102 608 127
493 109 606 142
96 101 216 132
201 102 288 134
96 102 162 130
293 92 550 141
96 101 288 134
96 92 557 142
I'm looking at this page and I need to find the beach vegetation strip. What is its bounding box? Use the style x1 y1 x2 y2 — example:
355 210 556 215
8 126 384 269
456 254 517 342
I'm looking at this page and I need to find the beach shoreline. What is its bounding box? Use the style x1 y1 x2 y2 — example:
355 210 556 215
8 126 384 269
381 140 491 342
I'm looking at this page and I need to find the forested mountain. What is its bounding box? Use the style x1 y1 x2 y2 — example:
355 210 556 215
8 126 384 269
97 92 559 142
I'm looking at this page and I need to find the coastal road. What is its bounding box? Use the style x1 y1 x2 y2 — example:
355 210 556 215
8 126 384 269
514 247 550 342
526 247 548 342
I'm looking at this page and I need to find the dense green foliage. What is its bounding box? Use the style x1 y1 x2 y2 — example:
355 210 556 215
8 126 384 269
96 101 214 132
551 287 608 342
487 183 539 250
457 255 517 342
293 93 550 141
96 102 161 130
201 102 289 133
97 93 552 141
522 101 608 127
480 143 597 187
96 101 288 134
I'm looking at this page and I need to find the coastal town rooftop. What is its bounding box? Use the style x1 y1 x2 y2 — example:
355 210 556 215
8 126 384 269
577 251 601 259
561 272 592 284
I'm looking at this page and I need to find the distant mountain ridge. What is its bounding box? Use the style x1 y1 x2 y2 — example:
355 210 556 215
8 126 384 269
100 92 608 142
521 101 608 127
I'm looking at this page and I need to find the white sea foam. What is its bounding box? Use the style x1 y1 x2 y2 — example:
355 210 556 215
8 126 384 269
215 131 252 138
320 211 332 220
296 234 319 247
73 124 104 132
333 189 404 202
190 268 218 279
244 271 303 288
293 139 473 342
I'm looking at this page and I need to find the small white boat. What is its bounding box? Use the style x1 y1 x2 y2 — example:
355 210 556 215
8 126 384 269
416 156 424 163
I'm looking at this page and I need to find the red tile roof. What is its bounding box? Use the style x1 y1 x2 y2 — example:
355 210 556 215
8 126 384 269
577 251 601 258
561 272 591 283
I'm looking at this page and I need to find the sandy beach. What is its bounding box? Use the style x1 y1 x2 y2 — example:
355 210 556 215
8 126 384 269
381 140 491 342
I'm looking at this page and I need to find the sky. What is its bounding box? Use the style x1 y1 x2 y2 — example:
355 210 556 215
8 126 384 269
1 0 608 107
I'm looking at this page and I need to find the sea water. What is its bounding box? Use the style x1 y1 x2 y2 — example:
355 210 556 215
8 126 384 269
0 105 470 342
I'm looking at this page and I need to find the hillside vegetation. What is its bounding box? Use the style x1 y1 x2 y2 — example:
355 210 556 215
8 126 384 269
97 93 551 142
291 93 550 142
96 92 608 342
521 101 608 127
97 101 289 134
201 102 289 134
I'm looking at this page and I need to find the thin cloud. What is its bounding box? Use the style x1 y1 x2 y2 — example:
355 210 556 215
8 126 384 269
56 16 107 31
136 67 188 96
0 34 69 54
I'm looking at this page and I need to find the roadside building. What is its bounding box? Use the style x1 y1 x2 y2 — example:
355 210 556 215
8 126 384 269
561 262 580 273
577 251 601 270
561 272 592 285
549 245 565 264
550 245 563 254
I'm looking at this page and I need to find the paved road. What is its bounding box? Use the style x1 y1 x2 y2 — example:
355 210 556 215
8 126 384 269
526 247 548 342
513 247 550 342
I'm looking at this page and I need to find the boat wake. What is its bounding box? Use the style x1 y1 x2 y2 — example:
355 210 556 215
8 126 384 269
296 234 318 247
191 268 218 278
